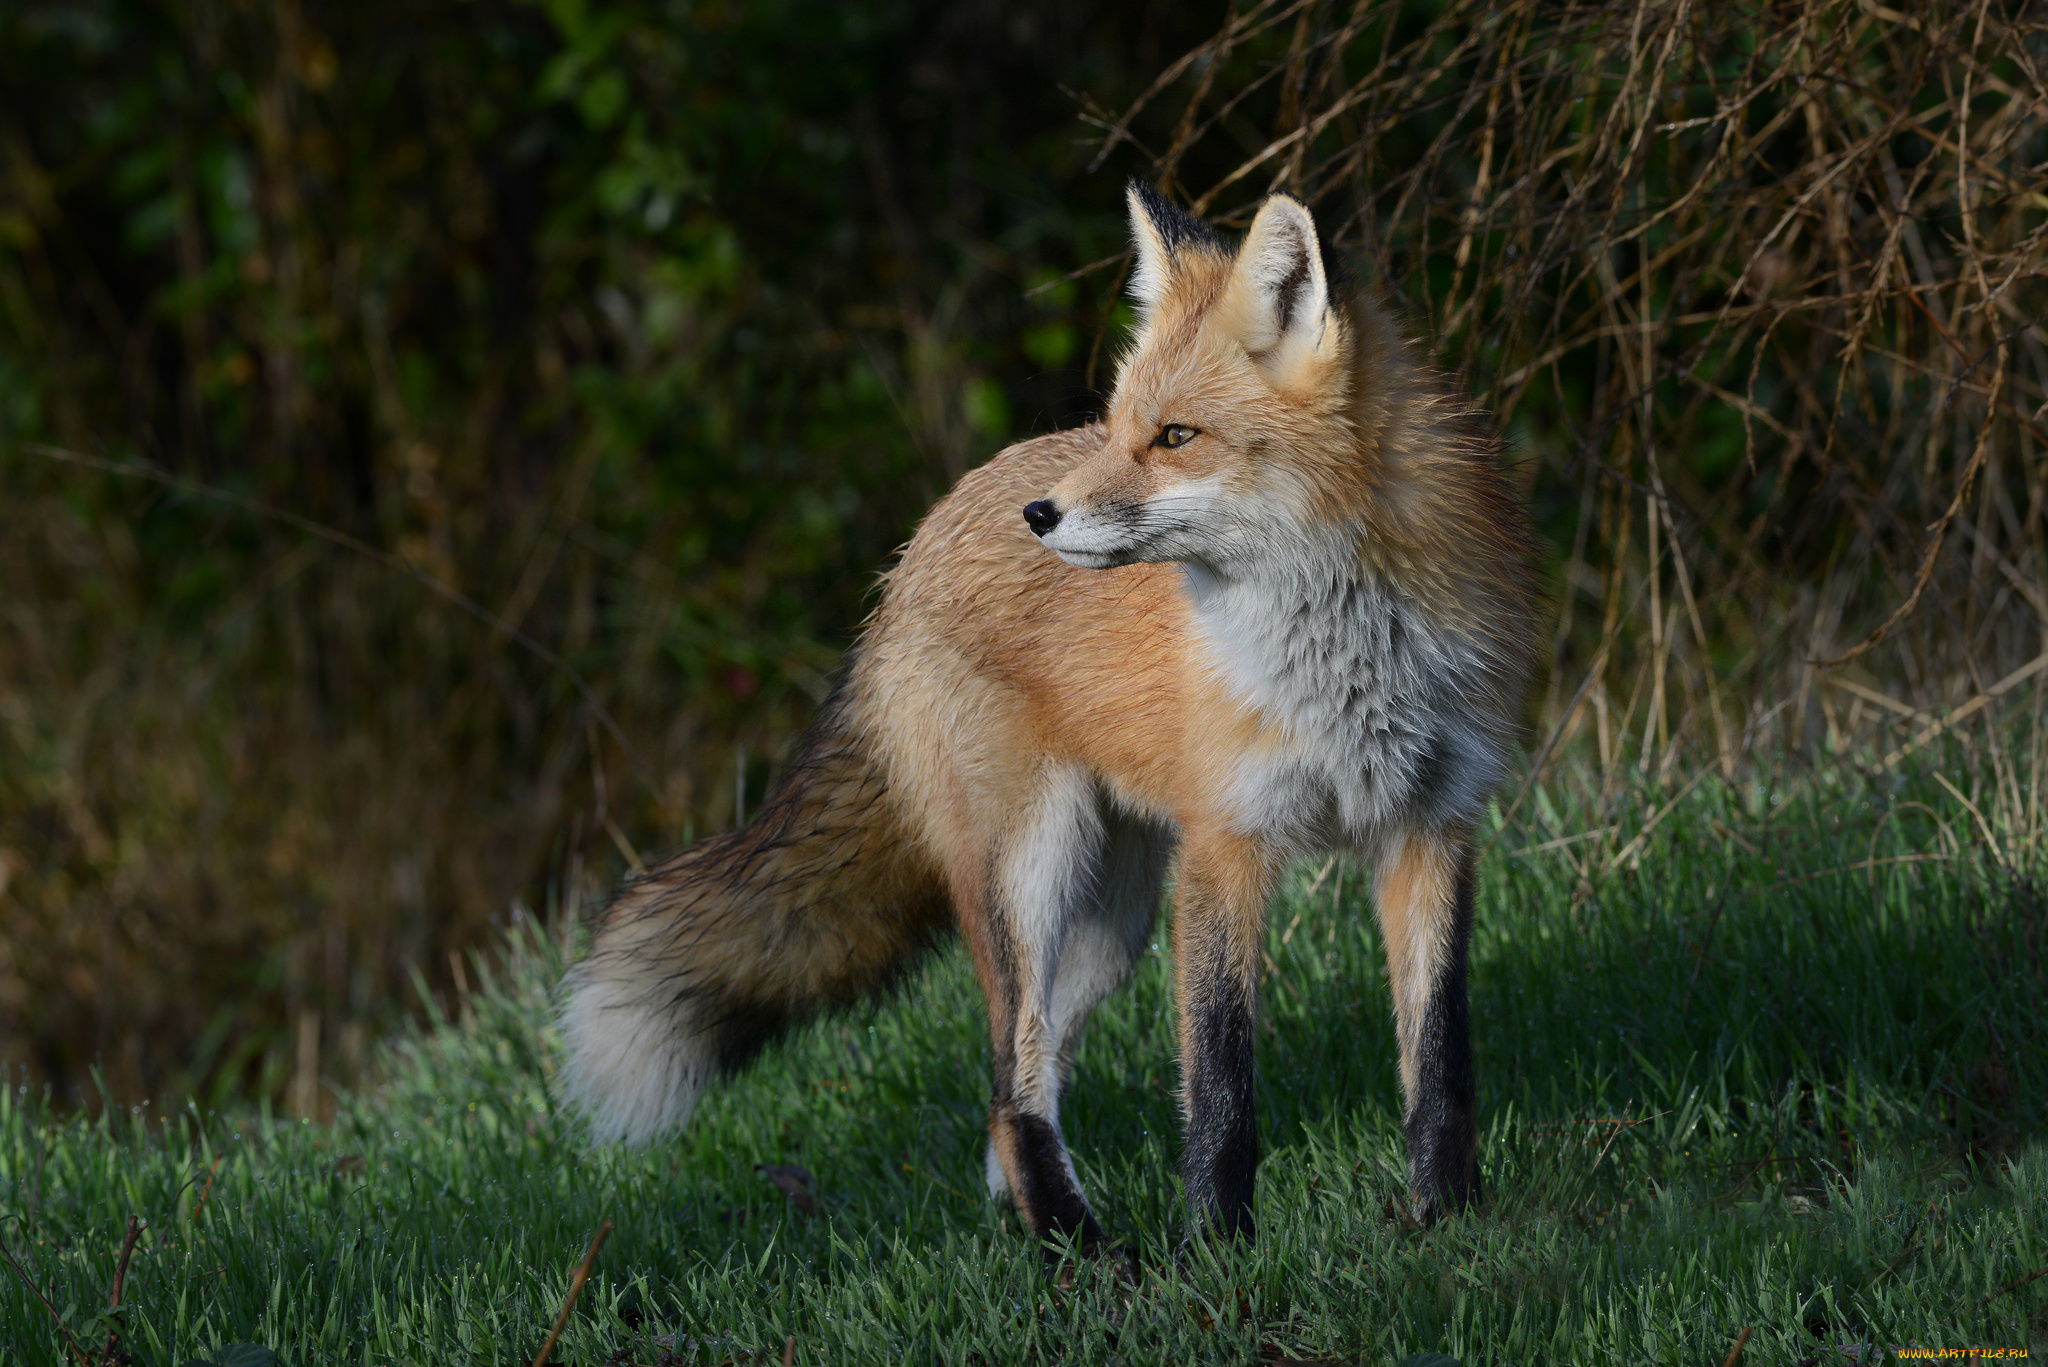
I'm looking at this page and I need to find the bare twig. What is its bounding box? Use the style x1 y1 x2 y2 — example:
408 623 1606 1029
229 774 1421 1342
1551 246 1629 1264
0 1225 93 1367
1878 648 2048 768
1601 767 1713 878
1974 1263 2048 1308
1590 1108 1668 1171
531 1220 613 1367
191 1155 224 1224
1482 646 1609 862
101 1215 143 1363
1113 0 2046 771
1302 855 1338 901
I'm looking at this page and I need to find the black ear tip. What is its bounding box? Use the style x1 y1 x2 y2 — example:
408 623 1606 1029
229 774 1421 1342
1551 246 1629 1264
1128 183 1225 253
1127 179 1169 212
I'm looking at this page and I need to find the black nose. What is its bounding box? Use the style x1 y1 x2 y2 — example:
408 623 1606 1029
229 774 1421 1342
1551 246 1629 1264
1023 500 1062 536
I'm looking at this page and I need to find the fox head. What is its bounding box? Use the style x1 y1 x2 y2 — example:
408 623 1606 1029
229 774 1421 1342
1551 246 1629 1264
1025 184 1361 571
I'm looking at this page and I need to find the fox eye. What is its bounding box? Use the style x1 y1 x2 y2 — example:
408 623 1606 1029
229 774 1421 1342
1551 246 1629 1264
1155 424 1198 449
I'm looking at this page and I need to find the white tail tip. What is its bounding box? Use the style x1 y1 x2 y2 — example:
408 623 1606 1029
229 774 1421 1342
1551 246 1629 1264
557 960 713 1147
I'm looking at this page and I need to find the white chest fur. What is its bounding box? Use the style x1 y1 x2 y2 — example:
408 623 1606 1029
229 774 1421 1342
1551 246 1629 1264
1182 551 1510 847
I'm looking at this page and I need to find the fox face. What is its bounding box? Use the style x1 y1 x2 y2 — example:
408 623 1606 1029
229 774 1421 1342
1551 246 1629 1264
1027 185 1360 571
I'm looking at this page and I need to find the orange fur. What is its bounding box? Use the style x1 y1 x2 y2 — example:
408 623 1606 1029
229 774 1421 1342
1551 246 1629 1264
561 186 1538 1242
1373 826 1468 1099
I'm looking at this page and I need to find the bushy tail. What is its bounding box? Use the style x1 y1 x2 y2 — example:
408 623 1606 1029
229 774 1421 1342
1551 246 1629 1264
558 677 947 1146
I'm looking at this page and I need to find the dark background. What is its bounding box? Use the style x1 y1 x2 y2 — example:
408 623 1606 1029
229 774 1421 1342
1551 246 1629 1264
2 0 2041 1111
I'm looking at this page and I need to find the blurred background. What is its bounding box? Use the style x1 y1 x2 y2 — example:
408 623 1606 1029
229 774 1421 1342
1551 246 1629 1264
1 0 2041 1114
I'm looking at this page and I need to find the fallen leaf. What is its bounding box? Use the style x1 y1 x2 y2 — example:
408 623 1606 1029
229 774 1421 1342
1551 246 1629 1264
756 1163 817 1216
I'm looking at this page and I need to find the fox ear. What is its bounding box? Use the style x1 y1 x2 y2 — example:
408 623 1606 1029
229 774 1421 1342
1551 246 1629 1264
1222 194 1336 384
1125 181 1219 311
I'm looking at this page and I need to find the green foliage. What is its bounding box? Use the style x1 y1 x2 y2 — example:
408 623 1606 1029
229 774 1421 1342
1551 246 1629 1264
0 762 2042 1362
184 1350 278 1367
0 0 1204 1104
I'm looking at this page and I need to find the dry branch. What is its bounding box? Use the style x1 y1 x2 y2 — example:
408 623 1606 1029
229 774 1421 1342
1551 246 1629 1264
1112 0 2048 766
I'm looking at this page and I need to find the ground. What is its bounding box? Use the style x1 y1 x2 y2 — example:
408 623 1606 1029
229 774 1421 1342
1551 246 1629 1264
2 758 2044 1365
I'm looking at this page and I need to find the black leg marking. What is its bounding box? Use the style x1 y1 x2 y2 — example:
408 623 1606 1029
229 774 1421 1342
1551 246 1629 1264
1181 966 1259 1240
1005 1109 1103 1252
988 1025 1102 1252
1406 852 1479 1223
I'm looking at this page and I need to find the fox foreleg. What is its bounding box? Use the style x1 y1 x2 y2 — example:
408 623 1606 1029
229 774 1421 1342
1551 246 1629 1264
1174 830 1282 1240
1374 826 1480 1223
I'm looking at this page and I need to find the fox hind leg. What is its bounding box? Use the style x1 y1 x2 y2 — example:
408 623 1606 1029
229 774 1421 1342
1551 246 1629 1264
1373 827 1480 1223
982 806 1165 1238
1048 811 1168 1086
974 764 1117 1250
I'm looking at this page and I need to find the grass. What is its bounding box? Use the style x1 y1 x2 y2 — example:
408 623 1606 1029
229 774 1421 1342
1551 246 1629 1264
2 755 2045 1366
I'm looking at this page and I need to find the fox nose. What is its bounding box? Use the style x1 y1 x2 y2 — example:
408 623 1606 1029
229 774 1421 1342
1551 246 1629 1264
1022 500 1063 537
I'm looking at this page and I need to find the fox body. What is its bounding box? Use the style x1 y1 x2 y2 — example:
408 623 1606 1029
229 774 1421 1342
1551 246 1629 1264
560 186 1539 1245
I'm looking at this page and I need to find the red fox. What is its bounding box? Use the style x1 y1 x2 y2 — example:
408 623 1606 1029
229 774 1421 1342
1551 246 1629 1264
561 184 1538 1248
